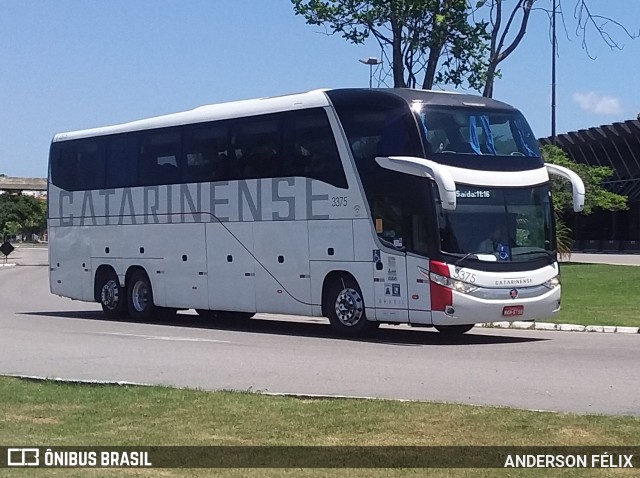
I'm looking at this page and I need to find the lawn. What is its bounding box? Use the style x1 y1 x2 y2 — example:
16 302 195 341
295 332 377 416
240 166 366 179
553 263 640 327
1 376 639 477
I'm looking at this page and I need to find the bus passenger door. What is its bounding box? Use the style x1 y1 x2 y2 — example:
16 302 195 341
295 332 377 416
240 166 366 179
373 251 409 322
205 222 256 313
405 253 432 325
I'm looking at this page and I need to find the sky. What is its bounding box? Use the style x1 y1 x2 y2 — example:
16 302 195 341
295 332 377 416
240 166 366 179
1 0 639 178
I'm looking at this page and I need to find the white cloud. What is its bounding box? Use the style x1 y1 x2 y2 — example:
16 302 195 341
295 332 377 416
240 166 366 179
572 91 622 115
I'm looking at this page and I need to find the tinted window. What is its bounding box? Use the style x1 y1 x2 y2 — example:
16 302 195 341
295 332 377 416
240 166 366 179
51 108 347 190
438 185 554 262
331 93 431 253
233 117 281 180
50 143 73 190
332 99 423 174
183 124 231 183
420 107 540 157
138 130 182 186
286 109 347 188
106 134 138 188
50 138 105 191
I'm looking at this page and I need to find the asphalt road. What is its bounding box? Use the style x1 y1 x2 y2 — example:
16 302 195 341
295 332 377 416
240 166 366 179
1 246 639 416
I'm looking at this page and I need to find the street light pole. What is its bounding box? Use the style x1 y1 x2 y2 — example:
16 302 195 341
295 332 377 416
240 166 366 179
551 0 557 144
359 57 383 88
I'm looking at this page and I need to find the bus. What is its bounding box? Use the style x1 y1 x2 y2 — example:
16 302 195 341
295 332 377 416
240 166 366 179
48 88 584 336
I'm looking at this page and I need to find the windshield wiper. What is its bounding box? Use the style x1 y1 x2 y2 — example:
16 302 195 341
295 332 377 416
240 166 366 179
454 251 491 267
512 250 555 259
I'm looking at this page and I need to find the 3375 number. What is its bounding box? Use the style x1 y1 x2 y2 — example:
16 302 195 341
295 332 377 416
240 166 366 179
452 268 476 283
331 196 348 207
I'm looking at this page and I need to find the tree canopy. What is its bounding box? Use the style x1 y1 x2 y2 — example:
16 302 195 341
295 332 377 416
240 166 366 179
542 145 627 254
292 0 638 96
292 0 490 89
542 145 627 216
0 193 47 241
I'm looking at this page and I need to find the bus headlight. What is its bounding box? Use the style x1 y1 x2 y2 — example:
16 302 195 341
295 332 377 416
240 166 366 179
429 272 478 294
543 275 560 290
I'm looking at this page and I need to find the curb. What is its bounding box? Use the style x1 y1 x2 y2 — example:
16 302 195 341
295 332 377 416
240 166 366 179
478 321 639 334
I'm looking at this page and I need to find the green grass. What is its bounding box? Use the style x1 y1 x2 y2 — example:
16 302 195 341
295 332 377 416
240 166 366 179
553 264 640 327
1 376 639 477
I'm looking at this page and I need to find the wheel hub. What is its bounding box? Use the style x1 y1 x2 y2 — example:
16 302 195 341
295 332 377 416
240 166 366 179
101 280 119 310
335 288 363 326
131 280 149 312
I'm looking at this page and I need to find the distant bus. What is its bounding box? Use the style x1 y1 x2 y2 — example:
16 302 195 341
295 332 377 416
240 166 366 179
48 88 584 336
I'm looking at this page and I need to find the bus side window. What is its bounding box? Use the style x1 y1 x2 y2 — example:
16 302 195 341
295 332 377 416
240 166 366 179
286 109 347 188
372 194 405 245
183 124 229 183
51 143 77 191
234 116 281 180
76 140 106 190
51 139 105 191
138 130 182 186
106 134 138 189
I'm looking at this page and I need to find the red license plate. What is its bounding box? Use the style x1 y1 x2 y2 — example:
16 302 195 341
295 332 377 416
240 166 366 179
502 305 524 317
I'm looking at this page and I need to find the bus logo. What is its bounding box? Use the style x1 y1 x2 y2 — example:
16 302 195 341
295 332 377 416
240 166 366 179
509 289 519 299
7 448 40 467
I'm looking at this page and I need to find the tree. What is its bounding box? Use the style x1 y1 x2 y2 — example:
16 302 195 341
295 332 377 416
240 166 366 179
292 1 637 96
542 145 627 254
291 0 490 89
477 0 534 98
478 0 639 97
0 193 47 241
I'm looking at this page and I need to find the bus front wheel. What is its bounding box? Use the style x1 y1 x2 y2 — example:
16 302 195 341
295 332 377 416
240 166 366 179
126 269 157 321
434 324 475 336
325 277 377 337
97 269 127 319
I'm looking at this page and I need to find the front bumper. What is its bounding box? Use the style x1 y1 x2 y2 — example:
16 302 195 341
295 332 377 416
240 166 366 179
431 284 561 326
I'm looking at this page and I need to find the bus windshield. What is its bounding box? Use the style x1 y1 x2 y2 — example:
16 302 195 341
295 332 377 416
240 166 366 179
417 107 540 158
437 185 555 262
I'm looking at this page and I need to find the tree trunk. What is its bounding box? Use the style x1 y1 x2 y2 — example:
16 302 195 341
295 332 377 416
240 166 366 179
483 60 498 97
390 4 406 88
422 45 441 90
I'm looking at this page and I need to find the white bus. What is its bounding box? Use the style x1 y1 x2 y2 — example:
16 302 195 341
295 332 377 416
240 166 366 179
48 88 584 336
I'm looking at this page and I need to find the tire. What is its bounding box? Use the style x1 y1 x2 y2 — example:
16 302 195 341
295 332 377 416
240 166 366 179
97 268 127 319
126 269 157 321
434 324 475 336
325 276 377 337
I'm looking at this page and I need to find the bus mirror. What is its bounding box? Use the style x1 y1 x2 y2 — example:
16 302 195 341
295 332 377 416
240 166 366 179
545 163 585 212
375 156 457 210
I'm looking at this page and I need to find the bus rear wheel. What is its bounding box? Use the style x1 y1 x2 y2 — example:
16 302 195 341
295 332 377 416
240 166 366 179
325 277 377 337
434 324 475 336
97 269 127 319
127 269 158 321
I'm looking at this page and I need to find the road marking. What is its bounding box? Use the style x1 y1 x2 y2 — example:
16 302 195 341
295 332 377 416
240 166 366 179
96 332 231 344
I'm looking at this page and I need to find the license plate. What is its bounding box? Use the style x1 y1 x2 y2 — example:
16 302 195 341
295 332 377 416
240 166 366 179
502 305 524 317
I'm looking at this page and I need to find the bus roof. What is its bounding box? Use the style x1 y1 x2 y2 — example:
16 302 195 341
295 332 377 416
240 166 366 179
52 88 515 142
